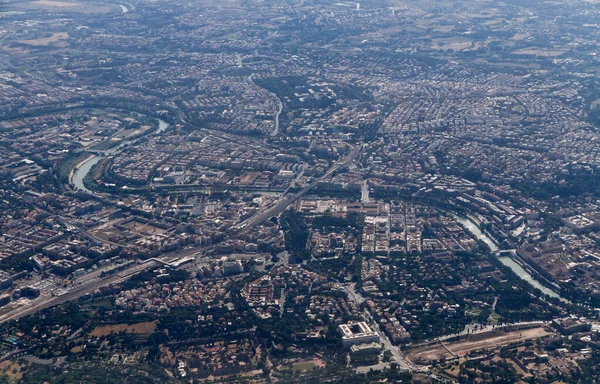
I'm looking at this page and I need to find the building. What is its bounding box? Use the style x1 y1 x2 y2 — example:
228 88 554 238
338 321 380 348
552 317 591 335
0 294 11 307
0 271 12 290
222 260 244 276
13 286 40 300
350 342 381 355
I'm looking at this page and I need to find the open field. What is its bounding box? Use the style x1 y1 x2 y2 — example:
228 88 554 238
120 218 167 235
34 0 80 7
512 48 568 57
88 224 124 244
90 137 122 151
472 58 541 69
90 321 157 337
431 37 474 51
281 358 325 373
292 361 316 372
0 361 26 382
407 326 552 363
12 1 115 13
482 19 505 26
511 33 531 41
116 125 153 140
17 32 69 47
432 25 454 33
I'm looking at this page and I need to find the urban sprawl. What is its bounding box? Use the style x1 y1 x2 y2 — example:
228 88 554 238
1 0 600 382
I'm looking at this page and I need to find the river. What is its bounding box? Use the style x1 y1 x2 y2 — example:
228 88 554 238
71 118 170 192
72 156 102 193
454 215 563 300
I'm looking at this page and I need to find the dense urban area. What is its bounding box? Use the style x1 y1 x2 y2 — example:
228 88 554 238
1 0 600 382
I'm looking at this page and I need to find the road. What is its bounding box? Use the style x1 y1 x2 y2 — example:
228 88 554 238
246 72 283 137
236 144 361 234
343 284 415 372
343 283 365 305
279 285 286 318
361 179 370 203
377 320 415 371
54 215 124 248
283 166 304 194
0 240 217 325
0 138 360 325
272 97 283 136
0 259 159 324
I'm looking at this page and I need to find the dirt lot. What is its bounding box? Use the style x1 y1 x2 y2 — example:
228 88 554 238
90 321 157 337
407 327 552 363
0 361 26 381
122 220 166 235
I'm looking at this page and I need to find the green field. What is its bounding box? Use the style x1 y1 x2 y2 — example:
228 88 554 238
292 362 316 372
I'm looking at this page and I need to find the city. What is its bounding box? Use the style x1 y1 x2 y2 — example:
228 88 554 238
1 0 600 382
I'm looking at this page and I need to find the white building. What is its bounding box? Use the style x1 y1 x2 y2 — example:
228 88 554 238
338 321 380 348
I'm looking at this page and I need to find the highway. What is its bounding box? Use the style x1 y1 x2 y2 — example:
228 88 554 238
0 144 361 325
0 236 221 325
0 259 159 324
54 215 125 249
236 143 361 234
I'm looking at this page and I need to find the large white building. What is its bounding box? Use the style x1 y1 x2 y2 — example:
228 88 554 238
338 321 380 348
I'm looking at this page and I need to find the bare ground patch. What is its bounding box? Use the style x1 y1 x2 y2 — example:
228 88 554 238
407 327 552 364
18 32 69 46
90 321 157 337
13 1 114 13
34 0 80 6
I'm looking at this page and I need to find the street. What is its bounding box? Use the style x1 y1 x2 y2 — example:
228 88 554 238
343 283 416 372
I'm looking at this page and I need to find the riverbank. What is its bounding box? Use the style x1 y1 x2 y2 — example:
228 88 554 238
70 118 170 193
72 156 102 193
454 214 564 301
61 153 93 184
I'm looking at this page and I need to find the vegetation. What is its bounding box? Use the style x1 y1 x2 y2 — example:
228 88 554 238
19 362 176 384
280 211 310 263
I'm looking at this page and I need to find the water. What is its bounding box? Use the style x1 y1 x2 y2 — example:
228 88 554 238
72 156 102 193
455 216 499 252
497 256 561 299
156 119 169 134
454 215 562 300
71 117 170 192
